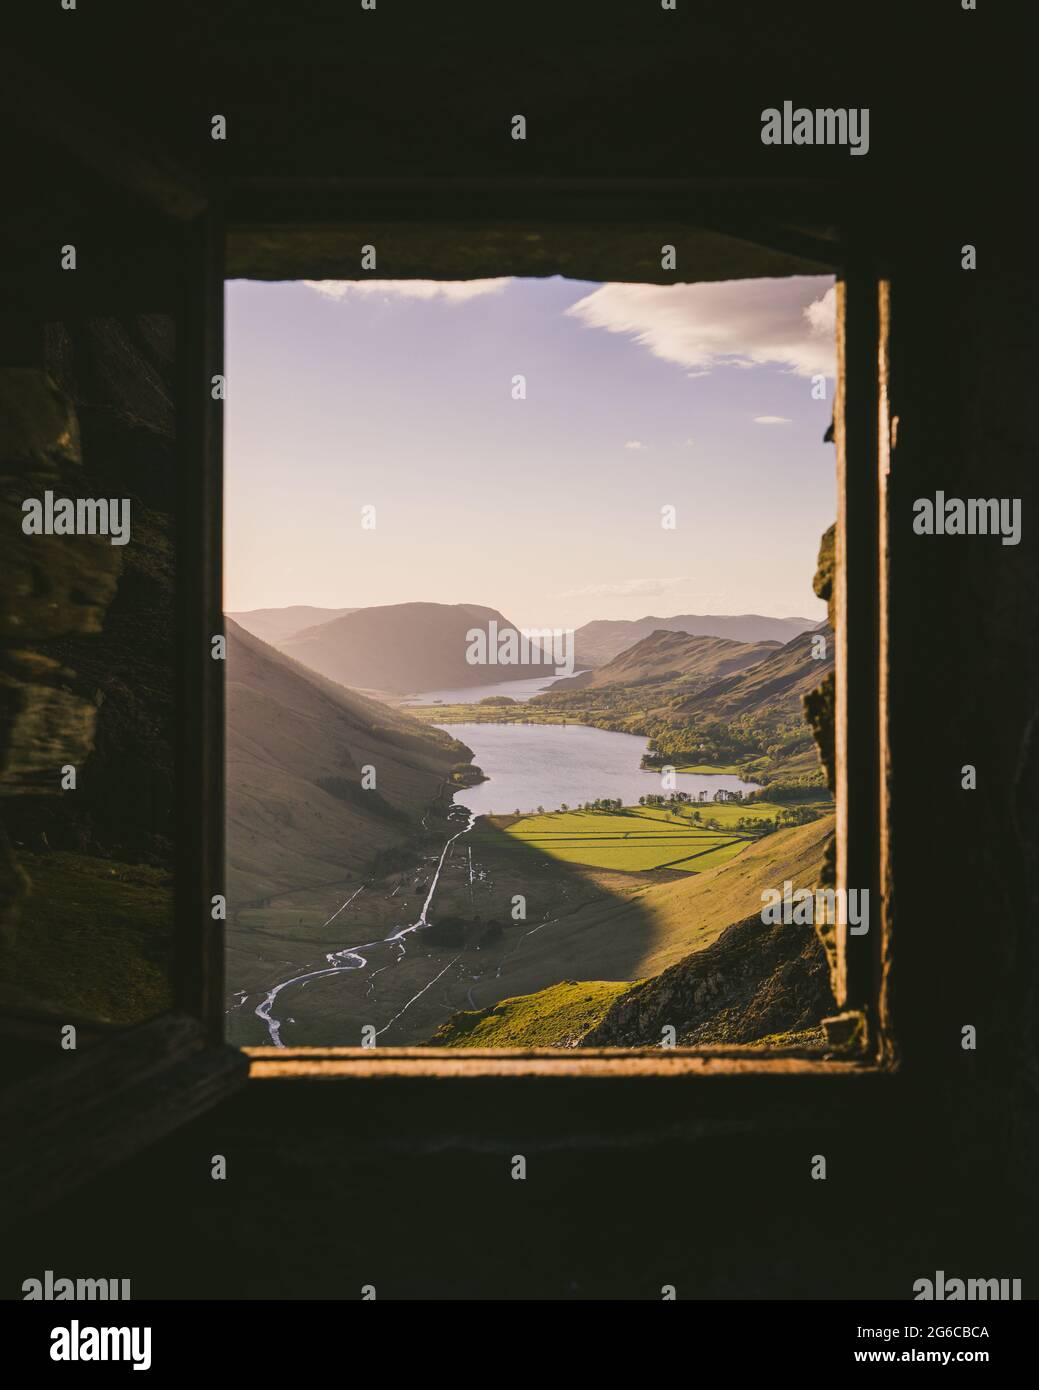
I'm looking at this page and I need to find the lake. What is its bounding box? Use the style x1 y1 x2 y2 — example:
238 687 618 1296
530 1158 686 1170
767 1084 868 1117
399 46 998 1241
403 672 580 705
437 721 761 815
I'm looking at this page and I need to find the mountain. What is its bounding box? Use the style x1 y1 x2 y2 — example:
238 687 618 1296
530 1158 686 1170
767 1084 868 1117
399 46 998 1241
671 625 834 722
574 613 820 667
225 618 473 907
277 601 560 695
549 630 781 692
228 605 356 644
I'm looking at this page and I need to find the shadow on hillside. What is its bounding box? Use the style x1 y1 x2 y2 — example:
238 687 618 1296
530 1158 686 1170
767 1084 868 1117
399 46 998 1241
456 812 660 990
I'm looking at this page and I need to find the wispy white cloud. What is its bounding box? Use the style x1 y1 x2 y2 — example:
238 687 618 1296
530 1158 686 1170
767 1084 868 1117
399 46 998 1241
304 278 512 302
566 276 836 378
754 415 792 424
624 440 646 450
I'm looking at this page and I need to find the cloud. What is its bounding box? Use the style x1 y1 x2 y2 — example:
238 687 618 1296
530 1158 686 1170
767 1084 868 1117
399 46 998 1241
566 276 836 378
624 440 645 450
753 415 792 424
557 578 680 599
304 278 512 302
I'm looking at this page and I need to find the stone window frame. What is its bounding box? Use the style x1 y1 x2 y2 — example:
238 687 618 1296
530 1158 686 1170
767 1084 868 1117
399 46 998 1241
210 203 890 1081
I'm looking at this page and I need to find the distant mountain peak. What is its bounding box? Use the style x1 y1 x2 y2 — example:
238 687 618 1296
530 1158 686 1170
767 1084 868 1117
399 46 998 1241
276 600 559 695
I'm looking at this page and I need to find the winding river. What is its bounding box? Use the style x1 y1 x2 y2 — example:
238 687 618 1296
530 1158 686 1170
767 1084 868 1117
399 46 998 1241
252 806 475 1046
245 721 758 1046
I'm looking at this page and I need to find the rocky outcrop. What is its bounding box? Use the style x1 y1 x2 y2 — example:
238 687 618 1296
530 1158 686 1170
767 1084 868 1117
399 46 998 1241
581 911 833 1048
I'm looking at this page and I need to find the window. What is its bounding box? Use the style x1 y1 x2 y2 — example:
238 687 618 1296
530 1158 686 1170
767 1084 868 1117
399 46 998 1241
224 269 849 1059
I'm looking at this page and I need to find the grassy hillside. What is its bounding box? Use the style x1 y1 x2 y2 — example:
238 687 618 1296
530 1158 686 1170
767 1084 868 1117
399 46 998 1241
429 980 632 1048
226 618 474 909
582 911 833 1049
548 629 780 692
277 601 559 695
485 811 832 981
426 813 833 1046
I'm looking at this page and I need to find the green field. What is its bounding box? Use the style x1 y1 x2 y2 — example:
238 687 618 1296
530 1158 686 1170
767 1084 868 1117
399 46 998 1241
496 807 752 874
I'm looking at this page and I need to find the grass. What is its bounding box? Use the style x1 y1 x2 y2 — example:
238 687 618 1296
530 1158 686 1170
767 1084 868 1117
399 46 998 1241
429 979 633 1047
6 851 174 1023
498 808 750 874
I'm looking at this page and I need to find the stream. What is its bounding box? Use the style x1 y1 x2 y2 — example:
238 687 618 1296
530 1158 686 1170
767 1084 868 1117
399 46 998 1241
253 807 476 1046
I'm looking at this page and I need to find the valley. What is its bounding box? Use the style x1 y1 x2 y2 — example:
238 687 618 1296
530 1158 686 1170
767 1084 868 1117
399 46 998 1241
224 598 836 1051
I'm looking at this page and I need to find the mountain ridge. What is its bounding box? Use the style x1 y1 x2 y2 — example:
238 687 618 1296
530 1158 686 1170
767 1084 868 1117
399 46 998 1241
574 612 820 667
549 628 782 692
228 605 356 644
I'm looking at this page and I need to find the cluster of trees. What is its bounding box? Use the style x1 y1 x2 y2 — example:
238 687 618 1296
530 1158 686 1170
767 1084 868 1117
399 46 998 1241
744 782 827 804
641 713 820 782
523 799 625 814
733 806 821 835
638 789 744 807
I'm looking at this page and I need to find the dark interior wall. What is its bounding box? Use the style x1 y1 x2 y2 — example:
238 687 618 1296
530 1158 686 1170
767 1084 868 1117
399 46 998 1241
884 274 1039 1195
2 1 1036 1300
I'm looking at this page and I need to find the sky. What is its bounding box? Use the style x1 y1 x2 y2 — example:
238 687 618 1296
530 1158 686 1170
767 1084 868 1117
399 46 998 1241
225 274 836 630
